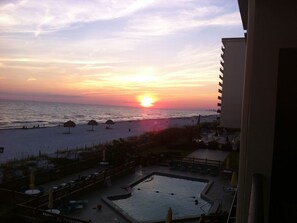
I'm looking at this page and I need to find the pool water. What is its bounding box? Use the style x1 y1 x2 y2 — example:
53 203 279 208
108 173 212 222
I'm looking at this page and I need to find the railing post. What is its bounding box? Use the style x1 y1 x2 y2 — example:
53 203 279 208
248 173 264 223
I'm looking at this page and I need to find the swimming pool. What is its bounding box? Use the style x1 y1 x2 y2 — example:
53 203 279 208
103 172 213 222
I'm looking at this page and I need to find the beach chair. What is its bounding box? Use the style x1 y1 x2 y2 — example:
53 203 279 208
63 200 87 213
223 186 237 193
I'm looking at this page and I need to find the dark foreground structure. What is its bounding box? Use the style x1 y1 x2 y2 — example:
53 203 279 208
235 1 297 223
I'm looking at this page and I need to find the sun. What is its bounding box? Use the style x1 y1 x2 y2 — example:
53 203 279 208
139 95 155 108
140 97 153 107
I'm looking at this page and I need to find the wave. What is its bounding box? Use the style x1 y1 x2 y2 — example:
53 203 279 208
11 120 47 124
0 99 217 129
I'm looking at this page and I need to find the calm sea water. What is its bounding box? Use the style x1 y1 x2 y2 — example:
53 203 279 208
0 99 217 129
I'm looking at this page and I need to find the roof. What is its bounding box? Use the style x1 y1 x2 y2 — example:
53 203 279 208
237 0 248 30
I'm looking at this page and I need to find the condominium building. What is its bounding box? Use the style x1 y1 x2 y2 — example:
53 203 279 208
217 38 246 130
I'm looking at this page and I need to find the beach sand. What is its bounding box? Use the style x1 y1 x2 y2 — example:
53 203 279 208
0 115 217 164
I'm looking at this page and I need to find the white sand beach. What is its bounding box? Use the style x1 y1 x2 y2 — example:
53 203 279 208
0 115 217 164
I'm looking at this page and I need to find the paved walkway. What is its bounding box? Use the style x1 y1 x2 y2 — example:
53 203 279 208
187 148 229 162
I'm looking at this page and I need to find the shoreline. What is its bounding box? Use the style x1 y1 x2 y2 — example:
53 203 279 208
0 115 218 164
0 115 218 131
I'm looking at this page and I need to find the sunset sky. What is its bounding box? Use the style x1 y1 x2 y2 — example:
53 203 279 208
0 0 243 109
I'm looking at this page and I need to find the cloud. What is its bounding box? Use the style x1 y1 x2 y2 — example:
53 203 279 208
0 57 120 69
0 90 83 99
0 0 243 108
0 0 155 35
117 0 241 38
27 77 37 81
0 0 241 37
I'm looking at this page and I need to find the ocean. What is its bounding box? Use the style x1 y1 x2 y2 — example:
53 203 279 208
0 99 217 129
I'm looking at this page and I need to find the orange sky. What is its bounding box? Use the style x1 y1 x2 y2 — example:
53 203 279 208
0 0 243 110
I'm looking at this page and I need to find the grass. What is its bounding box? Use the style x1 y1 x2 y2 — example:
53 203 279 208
0 120 239 184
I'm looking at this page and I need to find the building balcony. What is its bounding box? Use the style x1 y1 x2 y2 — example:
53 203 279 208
219 82 223 87
220 68 224 73
219 75 223 80
218 89 222 93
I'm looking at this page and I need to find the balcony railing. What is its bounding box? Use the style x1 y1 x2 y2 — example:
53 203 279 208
248 173 264 223
226 189 237 223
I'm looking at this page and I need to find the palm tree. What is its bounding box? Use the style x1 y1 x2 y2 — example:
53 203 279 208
64 120 76 134
88 119 98 131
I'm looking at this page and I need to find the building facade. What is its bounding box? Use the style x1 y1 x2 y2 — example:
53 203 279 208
218 38 246 130
236 1 297 223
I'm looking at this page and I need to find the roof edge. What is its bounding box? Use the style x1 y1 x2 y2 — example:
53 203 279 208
238 0 248 30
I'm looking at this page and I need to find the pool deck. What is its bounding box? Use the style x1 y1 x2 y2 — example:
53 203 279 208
39 149 235 223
